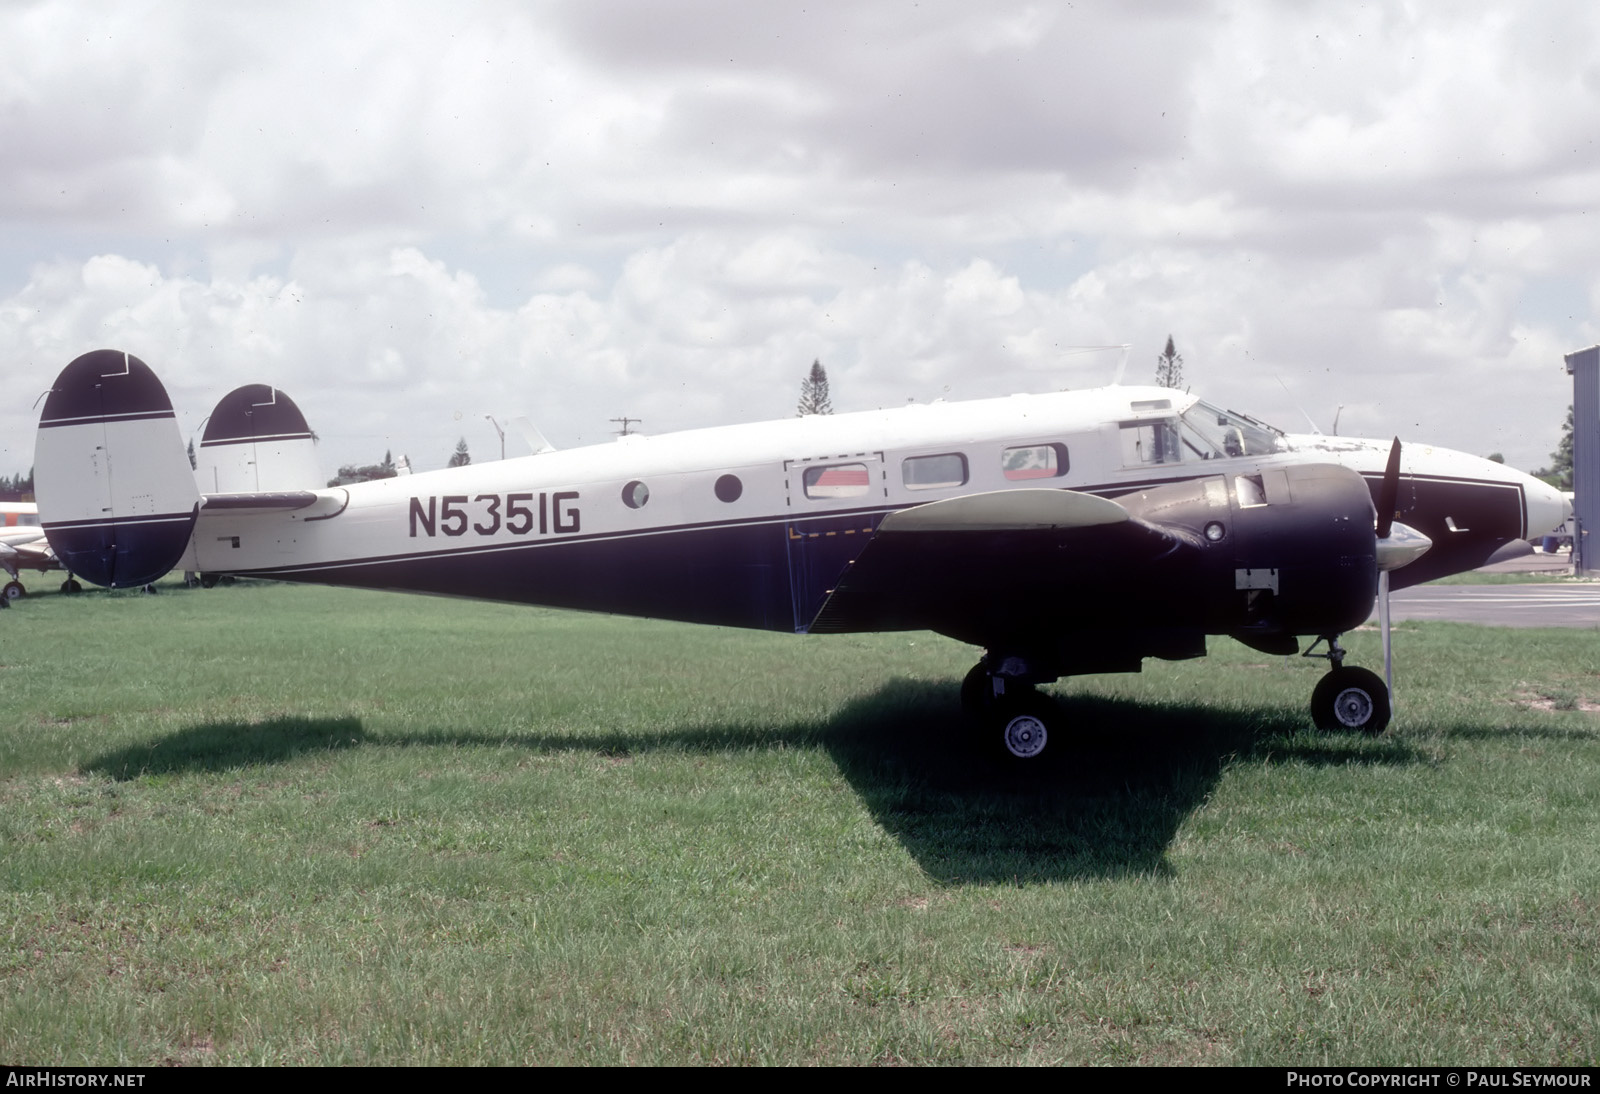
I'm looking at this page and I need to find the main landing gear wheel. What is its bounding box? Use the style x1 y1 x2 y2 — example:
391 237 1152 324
60 579 82 594
960 661 1058 761
997 695 1052 760
1311 666 1391 735
2 580 23 603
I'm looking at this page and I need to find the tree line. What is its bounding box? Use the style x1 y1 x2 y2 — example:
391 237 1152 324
0 469 34 502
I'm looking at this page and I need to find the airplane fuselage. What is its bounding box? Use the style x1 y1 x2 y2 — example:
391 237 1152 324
178 386 1565 641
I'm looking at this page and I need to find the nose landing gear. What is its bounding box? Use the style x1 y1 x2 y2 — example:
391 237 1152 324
1305 636 1390 734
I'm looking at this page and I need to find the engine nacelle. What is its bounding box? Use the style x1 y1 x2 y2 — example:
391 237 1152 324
1119 464 1379 652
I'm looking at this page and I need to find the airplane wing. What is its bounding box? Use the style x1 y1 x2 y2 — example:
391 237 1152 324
808 488 1198 642
0 534 58 572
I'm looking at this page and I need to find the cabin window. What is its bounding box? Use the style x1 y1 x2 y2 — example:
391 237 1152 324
1119 420 1181 466
1001 443 1068 481
715 474 743 503
902 453 968 491
621 481 650 509
803 463 871 499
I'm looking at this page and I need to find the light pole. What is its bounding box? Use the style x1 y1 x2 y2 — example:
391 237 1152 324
484 415 505 460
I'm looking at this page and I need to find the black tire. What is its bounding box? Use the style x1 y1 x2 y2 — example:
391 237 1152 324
61 579 83 594
2 580 23 603
1311 666 1391 734
960 662 994 714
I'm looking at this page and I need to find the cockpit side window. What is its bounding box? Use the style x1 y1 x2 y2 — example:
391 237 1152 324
1119 420 1181 466
1179 401 1284 459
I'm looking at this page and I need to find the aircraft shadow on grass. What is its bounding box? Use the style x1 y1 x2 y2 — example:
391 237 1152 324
810 680 1425 884
81 680 1427 884
83 716 372 780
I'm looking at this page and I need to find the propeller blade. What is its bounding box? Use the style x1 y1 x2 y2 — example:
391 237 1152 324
1375 436 1401 540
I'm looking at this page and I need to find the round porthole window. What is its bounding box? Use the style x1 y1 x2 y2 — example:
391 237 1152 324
622 480 650 509
714 474 743 503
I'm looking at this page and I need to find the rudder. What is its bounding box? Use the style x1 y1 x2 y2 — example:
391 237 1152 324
34 350 200 588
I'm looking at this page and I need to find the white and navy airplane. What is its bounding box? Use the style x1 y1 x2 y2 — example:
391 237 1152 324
0 501 80 603
33 350 1568 758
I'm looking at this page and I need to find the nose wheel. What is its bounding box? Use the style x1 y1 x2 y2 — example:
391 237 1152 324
1311 666 1390 734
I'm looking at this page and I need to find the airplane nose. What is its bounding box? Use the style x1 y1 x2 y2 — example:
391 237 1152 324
1524 476 1571 540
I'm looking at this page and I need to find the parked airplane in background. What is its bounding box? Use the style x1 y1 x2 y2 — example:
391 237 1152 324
33 350 1568 757
0 501 80 603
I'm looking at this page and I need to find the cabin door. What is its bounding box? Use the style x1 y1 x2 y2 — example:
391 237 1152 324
781 451 888 632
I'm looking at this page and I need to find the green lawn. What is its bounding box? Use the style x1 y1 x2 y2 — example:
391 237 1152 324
1 580 1597 1065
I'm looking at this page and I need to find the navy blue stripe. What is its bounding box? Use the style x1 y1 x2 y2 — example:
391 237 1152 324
199 432 313 447
39 409 177 429
43 512 196 532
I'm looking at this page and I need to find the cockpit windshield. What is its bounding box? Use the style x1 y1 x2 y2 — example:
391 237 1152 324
1177 400 1285 460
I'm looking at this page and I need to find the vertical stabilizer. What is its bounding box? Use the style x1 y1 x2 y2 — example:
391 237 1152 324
196 384 321 492
34 350 200 587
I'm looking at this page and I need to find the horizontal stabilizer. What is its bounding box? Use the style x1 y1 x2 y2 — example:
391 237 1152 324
35 350 199 587
201 491 320 513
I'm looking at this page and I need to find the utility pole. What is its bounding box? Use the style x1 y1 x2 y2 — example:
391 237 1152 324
1563 346 1597 574
610 416 642 437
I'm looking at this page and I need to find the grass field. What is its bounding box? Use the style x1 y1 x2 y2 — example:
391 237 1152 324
2 579 1598 1065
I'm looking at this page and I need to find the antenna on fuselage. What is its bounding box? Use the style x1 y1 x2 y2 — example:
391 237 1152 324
1275 375 1323 436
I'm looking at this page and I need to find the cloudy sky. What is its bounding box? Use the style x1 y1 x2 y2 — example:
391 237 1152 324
3 0 1596 477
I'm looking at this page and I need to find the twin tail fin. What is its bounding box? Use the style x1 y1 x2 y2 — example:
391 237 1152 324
34 350 200 588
